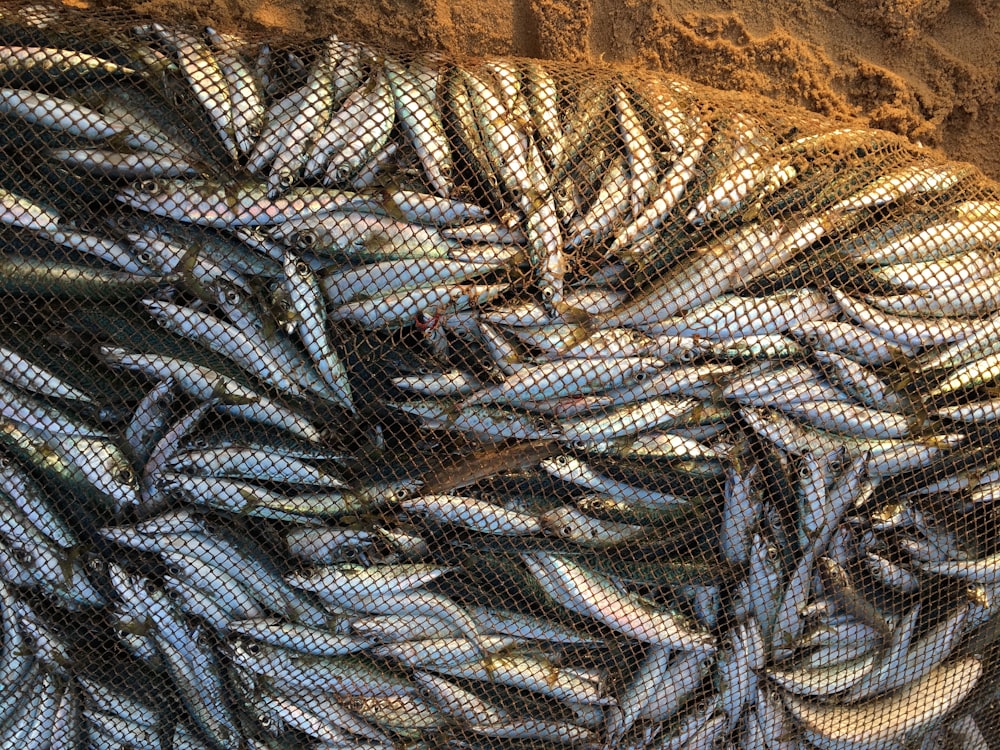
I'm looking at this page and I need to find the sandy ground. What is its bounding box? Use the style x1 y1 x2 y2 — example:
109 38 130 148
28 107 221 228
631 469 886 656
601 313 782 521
80 0 1000 181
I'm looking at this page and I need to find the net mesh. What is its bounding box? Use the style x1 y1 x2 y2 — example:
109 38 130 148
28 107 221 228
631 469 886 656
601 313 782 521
0 2 997 748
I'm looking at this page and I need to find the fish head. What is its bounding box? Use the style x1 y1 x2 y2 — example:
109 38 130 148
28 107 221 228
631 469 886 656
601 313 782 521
68 438 140 516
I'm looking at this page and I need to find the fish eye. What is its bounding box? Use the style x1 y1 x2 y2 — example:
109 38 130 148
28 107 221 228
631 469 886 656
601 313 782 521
0 456 11 469
139 179 159 194
84 556 105 573
680 347 696 362
332 165 353 183
555 455 568 466
295 260 311 276
112 465 135 484
803 332 820 346
635 370 648 382
559 524 574 538
541 286 555 301
225 288 242 305
136 250 154 265
279 171 296 188
143 580 158 595
166 564 182 576
298 231 317 248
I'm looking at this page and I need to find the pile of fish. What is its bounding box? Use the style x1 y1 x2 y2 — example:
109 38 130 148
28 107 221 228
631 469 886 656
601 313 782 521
1 2 1000 748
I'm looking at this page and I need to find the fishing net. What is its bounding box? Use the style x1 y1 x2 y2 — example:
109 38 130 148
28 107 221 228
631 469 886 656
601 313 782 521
0 1 998 748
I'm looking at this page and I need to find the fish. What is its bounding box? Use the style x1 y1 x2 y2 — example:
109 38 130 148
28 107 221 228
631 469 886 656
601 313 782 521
0 18 995 750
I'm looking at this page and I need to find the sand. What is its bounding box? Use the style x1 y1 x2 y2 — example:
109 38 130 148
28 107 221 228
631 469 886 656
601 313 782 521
81 0 1000 180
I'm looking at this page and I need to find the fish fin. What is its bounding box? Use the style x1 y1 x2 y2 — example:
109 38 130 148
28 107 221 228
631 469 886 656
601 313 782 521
237 487 261 513
379 183 408 222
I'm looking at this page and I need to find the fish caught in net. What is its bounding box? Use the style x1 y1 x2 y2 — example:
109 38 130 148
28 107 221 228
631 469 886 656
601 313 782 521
0 1 998 748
